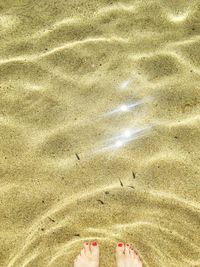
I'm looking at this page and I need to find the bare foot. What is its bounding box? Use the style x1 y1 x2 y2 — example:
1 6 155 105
116 242 142 267
74 241 99 267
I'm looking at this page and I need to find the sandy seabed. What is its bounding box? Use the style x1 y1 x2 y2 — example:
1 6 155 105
0 0 200 266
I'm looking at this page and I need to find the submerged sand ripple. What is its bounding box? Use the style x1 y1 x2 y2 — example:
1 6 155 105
0 0 200 266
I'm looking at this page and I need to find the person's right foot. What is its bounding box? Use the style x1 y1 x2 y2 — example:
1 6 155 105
115 242 142 267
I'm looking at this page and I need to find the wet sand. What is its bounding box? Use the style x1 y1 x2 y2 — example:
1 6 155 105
0 0 200 266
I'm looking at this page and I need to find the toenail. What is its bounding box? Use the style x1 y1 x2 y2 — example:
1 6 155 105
118 243 123 247
126 244 129 246
85 242 88 245
92 241 97 246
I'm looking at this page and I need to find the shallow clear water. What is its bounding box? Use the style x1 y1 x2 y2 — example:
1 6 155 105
0 1 200 266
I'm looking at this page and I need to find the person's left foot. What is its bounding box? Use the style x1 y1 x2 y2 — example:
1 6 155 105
74 241 99 267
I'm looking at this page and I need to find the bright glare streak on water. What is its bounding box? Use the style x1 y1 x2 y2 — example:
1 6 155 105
115 140 123 148
108 127 146 142
123 130 131 138
102 96 154 117
120 104 129 112
94 126 151 153
104 100 143 116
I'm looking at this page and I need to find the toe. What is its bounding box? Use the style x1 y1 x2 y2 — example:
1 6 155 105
130 247 135 258
116 242 125 256
131 248 143 265
125 243 131 256
130 246 137 255
83 241 89 247
80 248 85 256
135 250 140 259
136 257 143 267
76 254 81 261
83 241 91 255
74 258 78 267
90 241 99 256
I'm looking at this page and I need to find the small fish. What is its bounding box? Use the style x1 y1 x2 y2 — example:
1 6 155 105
48 217 55 223
132 171 136 179
75 153 80 160
97 199 104 205
119 178 123 187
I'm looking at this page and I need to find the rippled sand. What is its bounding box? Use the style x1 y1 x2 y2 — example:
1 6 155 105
1 1 200 266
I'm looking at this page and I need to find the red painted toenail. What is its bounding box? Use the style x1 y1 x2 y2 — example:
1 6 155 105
85 242 88 245
92 241 97 246
118 243 123 247
126 244 129 246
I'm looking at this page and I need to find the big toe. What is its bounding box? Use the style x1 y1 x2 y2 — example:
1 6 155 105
90 241 99 257
116 242 125 257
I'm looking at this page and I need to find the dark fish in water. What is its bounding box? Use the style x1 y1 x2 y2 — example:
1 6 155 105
48 217 55 222
75 153 80 160
119 178 123 187
97 199 104 205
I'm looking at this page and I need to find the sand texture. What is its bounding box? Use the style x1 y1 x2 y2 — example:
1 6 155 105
0 0 200 266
